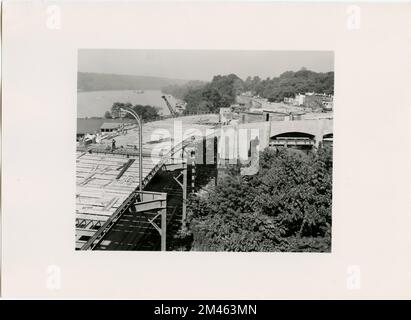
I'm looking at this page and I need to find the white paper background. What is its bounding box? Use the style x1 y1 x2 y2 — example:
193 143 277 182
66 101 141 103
2 1 411 299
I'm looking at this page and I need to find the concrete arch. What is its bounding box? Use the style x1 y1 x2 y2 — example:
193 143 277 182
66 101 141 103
272 131 315 139
270 131 315 148
231 118 333 150
269 119 333 148
322 132 333 147
270 121 321 138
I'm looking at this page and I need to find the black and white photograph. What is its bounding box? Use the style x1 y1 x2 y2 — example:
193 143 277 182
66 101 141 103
76 50 334 252
3 1 411 301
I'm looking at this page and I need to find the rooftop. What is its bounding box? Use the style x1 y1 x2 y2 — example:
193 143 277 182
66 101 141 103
101 122 122 130
76 115 220 249
77 118 133 134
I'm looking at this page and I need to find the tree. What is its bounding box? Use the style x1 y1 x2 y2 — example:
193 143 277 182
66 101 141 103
244 70 334 102
162 80 206 99
244 76 253 91
255 148 332 237
169 69 334 112
185 147 332 252
111 102 132 118
183 74 244 114
109 103 159 121
186 177 286 252
190 210 286 252
104 111 112 119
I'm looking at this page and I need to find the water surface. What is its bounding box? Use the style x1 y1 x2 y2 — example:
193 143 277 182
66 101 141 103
77 90 178 118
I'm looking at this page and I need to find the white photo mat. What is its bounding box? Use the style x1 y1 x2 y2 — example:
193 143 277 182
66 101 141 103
1 1 411 299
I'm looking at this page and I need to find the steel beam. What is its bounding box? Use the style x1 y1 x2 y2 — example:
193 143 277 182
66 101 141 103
134 198 167 212
164 162 185 171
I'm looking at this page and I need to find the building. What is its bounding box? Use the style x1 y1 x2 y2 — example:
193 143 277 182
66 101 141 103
304 93 333 111
219 107 233 124
285 93 333 111
100 122 122 133
262 110 287 122
239 111 265 124
236 93 253 108
250 99 264 109
322 101 333 111
111 108 127 119
77 118 134 141
295 94 306 106
283 97 295 104
77 118 106 141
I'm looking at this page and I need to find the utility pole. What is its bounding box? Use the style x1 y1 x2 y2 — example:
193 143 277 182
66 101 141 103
173 162 187 228
172 144 197 228
120 106 143 192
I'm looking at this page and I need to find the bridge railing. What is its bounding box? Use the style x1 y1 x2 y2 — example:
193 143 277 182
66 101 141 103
77 112 220 148
79 130 218 251
80 190 167 251
138 111 219 123
76 144 154 157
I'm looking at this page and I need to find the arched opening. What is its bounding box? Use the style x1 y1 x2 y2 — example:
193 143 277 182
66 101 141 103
270 132 315 150
322 133 333 147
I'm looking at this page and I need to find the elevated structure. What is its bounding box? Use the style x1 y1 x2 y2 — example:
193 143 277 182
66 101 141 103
218 118 333 161
76 115 332 250
269 118 333 148
76 152 164 249
76 115 220 250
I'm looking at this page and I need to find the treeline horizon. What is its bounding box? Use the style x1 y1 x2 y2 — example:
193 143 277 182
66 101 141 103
162 68 334 114
77 72 189 92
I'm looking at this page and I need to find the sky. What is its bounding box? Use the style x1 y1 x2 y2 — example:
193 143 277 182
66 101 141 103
78 49 334 81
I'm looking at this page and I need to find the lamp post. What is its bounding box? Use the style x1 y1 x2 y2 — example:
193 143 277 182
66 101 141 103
120 106 143 192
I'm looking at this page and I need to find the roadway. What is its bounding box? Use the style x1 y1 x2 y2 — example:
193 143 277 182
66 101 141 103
76 115 219 249
76 114 332 250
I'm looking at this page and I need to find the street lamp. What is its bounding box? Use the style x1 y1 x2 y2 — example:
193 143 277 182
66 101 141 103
120 106 143 192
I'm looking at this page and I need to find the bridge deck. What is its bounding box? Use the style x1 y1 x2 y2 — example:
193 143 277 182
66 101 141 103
75 152 162 248
76 115 219 249
76 115 332 249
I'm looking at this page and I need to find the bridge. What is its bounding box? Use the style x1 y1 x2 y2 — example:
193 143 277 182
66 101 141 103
218 118 333 161
268 118 333 148
76 115 332 250
76 115 220 250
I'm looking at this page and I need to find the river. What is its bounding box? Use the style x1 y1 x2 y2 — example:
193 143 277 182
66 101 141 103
77 90 179 118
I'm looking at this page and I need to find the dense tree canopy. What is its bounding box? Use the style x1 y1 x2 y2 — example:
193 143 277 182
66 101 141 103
162 74 244 114
78 72 188 92
244 69 334 102
162 80 206 100
183 146 332 252
183 74 244 114
163 69 334 114
109 102 160 122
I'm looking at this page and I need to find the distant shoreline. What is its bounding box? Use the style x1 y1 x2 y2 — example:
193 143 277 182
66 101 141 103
77 72 190 92
77 89 176 118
